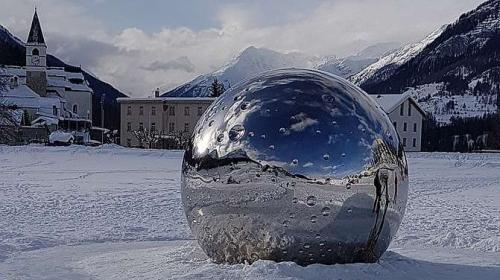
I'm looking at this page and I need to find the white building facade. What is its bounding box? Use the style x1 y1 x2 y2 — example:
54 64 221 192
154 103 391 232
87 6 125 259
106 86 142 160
372 94 426 152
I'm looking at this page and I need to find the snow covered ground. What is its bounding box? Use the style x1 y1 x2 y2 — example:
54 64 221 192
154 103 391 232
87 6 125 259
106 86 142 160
0 145 498 279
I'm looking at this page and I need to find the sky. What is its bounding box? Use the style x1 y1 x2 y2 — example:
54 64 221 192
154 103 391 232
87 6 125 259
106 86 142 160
0 0 487 96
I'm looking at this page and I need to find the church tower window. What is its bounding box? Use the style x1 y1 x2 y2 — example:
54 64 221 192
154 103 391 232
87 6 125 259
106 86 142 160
32 48 39 56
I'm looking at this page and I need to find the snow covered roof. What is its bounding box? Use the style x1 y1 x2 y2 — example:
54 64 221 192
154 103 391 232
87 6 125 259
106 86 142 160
31 115 59 126
117 97 216 103
0 66 25 77
371 93 426 116
0 66 92 93
0 85 40 108
0 85 61 113
47 78 91 92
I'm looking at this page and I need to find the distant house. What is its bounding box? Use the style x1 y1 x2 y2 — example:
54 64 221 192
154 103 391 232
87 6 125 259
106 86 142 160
372 93 426 152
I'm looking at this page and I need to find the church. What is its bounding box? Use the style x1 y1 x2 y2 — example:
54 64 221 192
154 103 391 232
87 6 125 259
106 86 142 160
0 9 93 126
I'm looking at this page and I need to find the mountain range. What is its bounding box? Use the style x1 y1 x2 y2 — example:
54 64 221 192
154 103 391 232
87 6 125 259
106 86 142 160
358 0 500 124
162 43 399 98
164 0 500 124
0 25 126 130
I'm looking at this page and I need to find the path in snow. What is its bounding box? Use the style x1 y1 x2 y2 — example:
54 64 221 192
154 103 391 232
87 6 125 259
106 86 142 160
0 145 498 279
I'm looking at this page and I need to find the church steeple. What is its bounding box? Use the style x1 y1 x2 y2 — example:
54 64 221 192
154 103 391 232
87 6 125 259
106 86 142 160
26 8 47 97
27 8 45 45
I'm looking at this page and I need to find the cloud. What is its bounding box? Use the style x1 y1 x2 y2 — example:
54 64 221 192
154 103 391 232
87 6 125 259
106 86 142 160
290 113 319 132
303 162 314 168
49 34 119 67
0 0 486 96
141 56 195 73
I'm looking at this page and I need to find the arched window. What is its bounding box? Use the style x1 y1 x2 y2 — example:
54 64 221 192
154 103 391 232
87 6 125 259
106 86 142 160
32 48 39 56
72 104 78 114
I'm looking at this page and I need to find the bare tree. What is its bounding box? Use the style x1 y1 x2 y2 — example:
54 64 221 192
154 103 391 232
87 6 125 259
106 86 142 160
1 75 21 143
131 127 193 150
169 130 191 149
131 128 161 148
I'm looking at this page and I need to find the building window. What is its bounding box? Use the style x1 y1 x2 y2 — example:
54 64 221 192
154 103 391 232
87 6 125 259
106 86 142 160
139 122 144 130
413 123 417 132
139 106 144 115
127 106 132 115
403 122 407 132
184 106 190 116
413 138 417 147
184 123 189 132
169 106 175 116
127 122 131 132
32 48 39 56
400 104 404 116
126 138 131 147
197 106 203 116
393 121 397 129
408 103 412 116
403 138 407 147
52 105 58 116
151 122 156 132
152 106 156 116
169 122 175 132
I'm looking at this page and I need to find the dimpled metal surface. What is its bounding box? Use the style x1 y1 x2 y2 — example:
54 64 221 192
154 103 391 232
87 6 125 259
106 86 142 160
181 69 408 266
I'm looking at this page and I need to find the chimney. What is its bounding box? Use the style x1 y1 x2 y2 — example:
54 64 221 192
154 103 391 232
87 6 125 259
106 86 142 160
155 88 160 98
10 76 19 89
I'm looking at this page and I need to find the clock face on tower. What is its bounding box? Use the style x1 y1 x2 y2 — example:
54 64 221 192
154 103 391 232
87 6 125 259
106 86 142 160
31 56 40 66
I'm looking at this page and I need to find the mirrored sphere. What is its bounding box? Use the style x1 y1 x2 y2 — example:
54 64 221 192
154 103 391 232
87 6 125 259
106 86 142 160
181 69 408 266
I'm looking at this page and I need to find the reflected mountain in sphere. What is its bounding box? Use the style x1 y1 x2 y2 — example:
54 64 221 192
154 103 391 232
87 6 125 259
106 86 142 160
182 69 408 266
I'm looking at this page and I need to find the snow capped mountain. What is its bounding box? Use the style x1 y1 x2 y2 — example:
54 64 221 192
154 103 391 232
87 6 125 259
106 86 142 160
316 42 401 80
316 56 377 79
351 26 447 86
358 0 500 124
164 46 319 97
355 42 401 59
163 44 396 97
217 46 318 83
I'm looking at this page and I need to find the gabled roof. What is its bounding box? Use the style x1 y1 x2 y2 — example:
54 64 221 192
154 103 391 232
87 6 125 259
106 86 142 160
371 93 426 116
27 9 45 44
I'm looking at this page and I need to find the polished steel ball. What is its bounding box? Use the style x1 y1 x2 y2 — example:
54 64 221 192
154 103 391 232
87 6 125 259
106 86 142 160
181 69 408 266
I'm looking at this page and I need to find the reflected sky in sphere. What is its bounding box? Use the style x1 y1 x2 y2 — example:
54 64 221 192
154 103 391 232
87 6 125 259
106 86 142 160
192 68 399 180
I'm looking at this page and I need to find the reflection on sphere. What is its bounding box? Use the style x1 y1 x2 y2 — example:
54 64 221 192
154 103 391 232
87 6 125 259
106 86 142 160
181 69 408 266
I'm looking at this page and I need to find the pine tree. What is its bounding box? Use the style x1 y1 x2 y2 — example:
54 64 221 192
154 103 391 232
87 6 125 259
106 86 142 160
209 78 225 97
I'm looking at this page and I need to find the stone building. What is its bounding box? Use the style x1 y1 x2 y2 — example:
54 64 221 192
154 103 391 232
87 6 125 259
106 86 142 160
372 93 426 152
117 96 215 148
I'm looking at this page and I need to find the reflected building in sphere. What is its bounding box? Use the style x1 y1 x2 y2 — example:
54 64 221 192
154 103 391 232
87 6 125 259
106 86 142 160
181 69 408 266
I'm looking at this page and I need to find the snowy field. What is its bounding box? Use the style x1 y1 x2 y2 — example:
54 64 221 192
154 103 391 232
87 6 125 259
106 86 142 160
0 145 499 279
